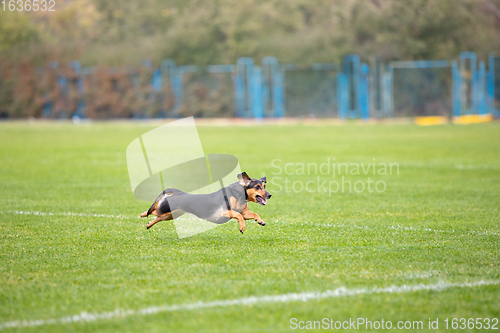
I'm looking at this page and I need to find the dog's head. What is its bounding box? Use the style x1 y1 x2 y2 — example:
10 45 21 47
237 172 272 206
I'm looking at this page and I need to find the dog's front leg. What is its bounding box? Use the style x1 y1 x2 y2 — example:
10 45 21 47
241 209 265 226
222 210 246 233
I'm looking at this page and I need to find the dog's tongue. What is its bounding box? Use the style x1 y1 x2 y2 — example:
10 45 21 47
256 196 267 205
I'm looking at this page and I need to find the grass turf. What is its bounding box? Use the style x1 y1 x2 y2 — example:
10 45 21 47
0 121 499 332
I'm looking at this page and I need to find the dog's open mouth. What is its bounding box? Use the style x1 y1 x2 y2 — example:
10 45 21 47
255 195 267 205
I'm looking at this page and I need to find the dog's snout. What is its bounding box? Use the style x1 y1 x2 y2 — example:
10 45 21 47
266 192 272 199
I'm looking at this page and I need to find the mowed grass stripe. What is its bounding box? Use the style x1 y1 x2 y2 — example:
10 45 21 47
3 209 498 237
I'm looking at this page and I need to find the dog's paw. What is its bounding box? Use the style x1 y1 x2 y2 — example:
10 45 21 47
239 223 246 234
256 219 266 226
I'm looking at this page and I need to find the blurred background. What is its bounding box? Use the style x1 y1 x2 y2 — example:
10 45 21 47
0 0 499 120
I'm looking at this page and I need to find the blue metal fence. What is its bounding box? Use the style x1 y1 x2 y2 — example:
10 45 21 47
391 60 452 117
8 51 499 119
284 63 337 118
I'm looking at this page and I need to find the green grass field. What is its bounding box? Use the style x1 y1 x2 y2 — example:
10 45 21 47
1 121 499 332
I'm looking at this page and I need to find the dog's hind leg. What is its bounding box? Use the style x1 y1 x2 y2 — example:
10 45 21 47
141 208 158 218
146 212 173 229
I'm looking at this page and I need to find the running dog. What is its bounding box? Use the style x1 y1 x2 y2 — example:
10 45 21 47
140 172 271 233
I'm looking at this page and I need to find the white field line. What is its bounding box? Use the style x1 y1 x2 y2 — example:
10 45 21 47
0 280 498 330
0 210 139 220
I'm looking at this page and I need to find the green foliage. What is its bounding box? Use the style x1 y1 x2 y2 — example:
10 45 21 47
1 0 499 65
0 10 39 56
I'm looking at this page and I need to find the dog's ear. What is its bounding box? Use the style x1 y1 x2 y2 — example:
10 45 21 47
237 172 251 186
259 176 267 183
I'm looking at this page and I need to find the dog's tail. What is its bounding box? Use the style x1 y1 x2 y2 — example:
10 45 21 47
141 188 184 217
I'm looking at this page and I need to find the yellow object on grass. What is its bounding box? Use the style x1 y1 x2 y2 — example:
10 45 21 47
414 116 448 126
452 114 493 124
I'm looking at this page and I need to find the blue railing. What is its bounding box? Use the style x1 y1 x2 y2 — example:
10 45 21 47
24 51 500 119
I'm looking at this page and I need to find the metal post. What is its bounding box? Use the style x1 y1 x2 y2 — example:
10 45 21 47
337 73 348 119
452 61 460 117
488 53 495 115
360 63 370 119
151 68 162 92
236 57 255 117
262 56 281 117
342 54 361 118
459 52 477 114
252 66 263 119
478 61 486 115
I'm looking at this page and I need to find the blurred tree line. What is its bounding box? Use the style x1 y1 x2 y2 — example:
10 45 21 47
1 0 499 66
0 0 499 118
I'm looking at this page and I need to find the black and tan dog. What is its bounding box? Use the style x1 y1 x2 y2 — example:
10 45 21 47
140 172 271 233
